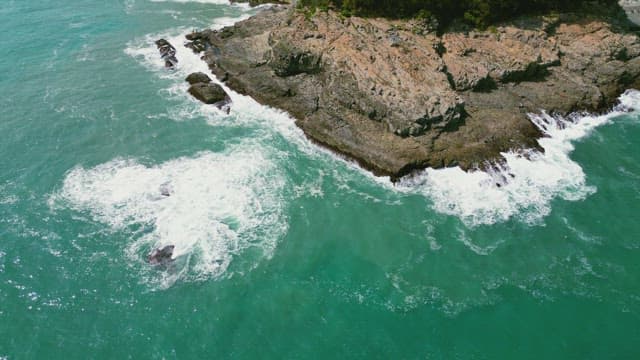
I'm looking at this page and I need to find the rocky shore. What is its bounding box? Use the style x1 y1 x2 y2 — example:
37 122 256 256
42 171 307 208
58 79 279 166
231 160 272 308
186 4 640 180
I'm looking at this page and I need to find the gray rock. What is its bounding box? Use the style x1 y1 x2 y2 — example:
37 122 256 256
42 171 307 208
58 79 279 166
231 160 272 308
186 72 212 85
148 245 175 266
155 39 178 69
188 82 231 110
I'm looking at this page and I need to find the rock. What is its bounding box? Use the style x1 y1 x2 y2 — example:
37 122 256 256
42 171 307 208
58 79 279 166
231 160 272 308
185 40 207 53
148 245 175 265
155 38 178 69
441 28 560 91
186 72 212 85
159 182 172 197
268 40 323 77
185 72 232 112
188 82 231 110
185 30 213 53
192 6 640 180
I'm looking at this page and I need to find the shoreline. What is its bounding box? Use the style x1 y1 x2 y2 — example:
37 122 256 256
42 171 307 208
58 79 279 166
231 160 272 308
186 3 640 180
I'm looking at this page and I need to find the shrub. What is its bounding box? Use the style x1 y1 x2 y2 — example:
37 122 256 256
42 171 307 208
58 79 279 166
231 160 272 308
296 0 619 30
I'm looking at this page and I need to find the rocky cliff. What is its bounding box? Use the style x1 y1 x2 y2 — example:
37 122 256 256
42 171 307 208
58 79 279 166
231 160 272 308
187 5 640 180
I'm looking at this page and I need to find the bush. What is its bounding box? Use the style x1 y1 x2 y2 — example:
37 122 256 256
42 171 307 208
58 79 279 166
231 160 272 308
296 0 619 29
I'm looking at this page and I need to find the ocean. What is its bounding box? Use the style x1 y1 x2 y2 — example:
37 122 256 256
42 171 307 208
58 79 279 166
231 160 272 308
1 0 640 358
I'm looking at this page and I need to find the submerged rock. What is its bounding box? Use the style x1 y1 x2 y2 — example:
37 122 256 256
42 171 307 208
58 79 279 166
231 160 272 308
147 245 175 266
159 182 172 197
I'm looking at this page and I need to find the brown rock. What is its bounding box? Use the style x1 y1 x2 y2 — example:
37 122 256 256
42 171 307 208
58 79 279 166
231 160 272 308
187 6 640 180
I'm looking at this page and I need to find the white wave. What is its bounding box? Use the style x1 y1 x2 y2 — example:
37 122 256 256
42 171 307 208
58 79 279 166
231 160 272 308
398 90 640 226
149 0 256 10
50 146 287 288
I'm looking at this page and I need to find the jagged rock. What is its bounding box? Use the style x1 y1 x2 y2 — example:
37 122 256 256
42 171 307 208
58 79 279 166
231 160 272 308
442 28 560 91
185 40 207 53
185 31 213 53
155 39 178 69
268 40 323 77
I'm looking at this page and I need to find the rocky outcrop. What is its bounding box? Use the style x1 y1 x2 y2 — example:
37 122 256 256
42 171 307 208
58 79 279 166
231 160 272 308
185 5 640 180
155 39 178 69
186 72 232 112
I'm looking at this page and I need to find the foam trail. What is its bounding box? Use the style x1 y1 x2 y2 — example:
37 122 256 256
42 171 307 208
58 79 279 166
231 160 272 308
50 146 287 288
398 90 640 226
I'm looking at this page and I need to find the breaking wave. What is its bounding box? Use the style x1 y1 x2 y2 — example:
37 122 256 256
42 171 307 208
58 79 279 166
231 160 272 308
398 90 640 226
50 146 287 289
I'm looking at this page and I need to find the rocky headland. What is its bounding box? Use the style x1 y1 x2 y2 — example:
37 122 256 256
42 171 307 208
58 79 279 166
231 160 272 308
186 3 640 180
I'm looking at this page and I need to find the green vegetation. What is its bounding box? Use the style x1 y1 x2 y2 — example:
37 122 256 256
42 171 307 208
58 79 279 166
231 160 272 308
297 0 619 29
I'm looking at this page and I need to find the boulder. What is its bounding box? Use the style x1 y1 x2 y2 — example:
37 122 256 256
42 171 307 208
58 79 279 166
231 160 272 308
188 82 232 110
186 72 212 85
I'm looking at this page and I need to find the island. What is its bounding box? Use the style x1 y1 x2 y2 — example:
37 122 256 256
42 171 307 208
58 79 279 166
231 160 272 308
188 0 640 180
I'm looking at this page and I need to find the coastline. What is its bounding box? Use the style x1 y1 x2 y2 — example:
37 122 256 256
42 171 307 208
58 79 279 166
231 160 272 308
186 3 640 180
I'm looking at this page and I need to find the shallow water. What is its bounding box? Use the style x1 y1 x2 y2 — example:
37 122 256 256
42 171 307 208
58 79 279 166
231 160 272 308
2 1 640 358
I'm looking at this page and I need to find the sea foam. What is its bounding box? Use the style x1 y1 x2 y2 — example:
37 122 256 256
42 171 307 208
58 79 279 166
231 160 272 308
50 147 287 288
51 11 302 288
398 90 640 226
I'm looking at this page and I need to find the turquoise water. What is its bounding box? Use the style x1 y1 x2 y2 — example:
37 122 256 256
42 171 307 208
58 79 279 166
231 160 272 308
2 0 640 358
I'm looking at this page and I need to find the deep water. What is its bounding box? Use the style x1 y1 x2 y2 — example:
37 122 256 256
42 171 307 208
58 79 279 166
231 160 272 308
1 1 640 358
